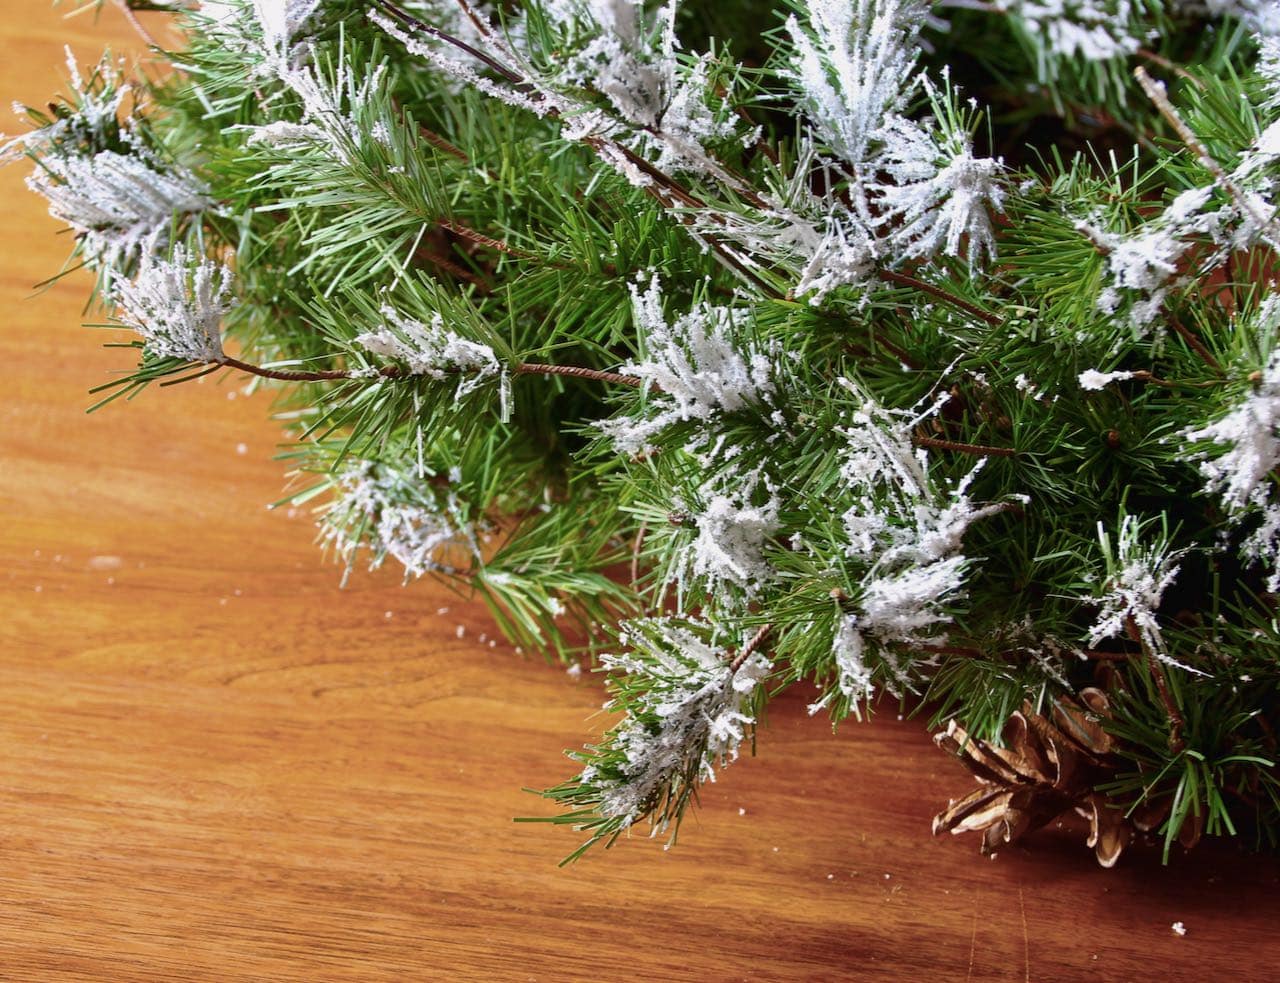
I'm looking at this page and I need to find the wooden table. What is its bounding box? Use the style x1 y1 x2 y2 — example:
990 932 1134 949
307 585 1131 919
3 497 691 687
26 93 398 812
1 5 1276 980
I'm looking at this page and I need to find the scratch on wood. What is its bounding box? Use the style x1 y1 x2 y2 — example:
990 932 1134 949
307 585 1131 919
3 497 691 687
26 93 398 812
1019 884 1031 983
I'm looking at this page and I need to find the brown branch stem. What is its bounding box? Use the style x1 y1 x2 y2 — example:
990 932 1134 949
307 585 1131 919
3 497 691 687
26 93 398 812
1129 370 1220 390
1135 66 1280 242
440 219 528 258
218 355 642 388
115 0 162 49
519 362 642 387
1169 317 1221 372
730 623 773 673
1123 615 1187 755
219 356 360 382
418 125 469 161
912 434 1018 458
1134 49 1201 86
876 269 1002 327
917 643 1130 662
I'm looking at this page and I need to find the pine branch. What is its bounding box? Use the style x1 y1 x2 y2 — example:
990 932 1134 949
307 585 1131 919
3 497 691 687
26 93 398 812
220 355 643 387
17 0 1280 867
1135 66 1280 243
1124 614 1187 755
876 269 1002 327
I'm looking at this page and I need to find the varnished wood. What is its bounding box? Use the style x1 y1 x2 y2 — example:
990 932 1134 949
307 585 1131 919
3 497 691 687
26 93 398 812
1 6 1277 980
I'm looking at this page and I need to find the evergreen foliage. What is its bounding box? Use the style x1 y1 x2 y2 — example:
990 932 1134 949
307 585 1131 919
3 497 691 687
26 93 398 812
8 0 1280 864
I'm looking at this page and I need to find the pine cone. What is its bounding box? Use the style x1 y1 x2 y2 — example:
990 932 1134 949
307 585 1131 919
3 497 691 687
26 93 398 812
931 689 1132 866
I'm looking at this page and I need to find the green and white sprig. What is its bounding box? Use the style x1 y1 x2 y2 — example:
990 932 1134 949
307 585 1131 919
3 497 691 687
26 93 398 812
532 617 773 859
113 244 234 363
3 49 211 284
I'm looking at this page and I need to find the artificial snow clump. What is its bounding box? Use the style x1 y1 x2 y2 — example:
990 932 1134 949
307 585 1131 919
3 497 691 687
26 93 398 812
28 150 212 272
0 49 128 163
1001 0 1144 64
784 0 927 168
356 306 501 393
2 50 211 274
1075 183 1236 330
320 460 479 580
1184 0 1280 37
688 476 781 592
600 277 774 453
114 245 233 363
859 553 969 642
875 125 1005 267
540 0 744 174
792 211 879 300
784 2 1005 271
1086 514 1187 666
205 0 324 79
263 58 392 165
1078 368 1136 390
1260 35 1280 108
585 619 771 830
811 394 1013 713
1181 301 1280 586
252 0 323 53
1 48 209 273
872 82 1006 267
1183 349 1280 511
827 614 876 717
1077 215 1192 329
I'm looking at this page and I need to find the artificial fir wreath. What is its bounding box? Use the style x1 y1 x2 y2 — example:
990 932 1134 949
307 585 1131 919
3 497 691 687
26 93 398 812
6 0 1280 866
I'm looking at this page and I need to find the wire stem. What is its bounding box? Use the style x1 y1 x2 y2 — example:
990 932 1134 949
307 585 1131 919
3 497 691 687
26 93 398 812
912 434 1017 457
1123 615 1187 755
375 0 523 83
218 355 642 387
730 623 773 672
1135 66 1280 243
877 269 1002 327
1169 316 1221 372
115 0 162 49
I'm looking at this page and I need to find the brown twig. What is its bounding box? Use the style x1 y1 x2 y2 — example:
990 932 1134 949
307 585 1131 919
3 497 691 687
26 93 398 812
876 269 1002 327
1169 316 1221 372
911 434 1017 458
219 356 361 382
440 219 527 258
1135 67 1280 243
917 643 1130 662
218 355 643 387
418 125 469 162
115 0 162 49
730 623 774 673
1129 370 1220 390
1124 615 1187 754
518 362 642 387
1134 49 1201 86
869 332 923 370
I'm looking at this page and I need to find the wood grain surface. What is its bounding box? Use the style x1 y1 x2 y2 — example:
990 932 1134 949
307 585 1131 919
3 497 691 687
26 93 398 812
1 6 1277 981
